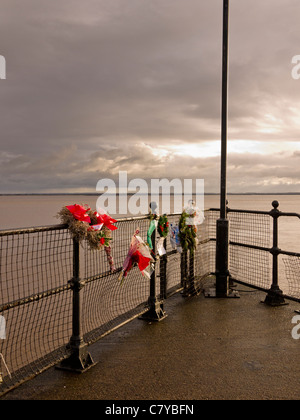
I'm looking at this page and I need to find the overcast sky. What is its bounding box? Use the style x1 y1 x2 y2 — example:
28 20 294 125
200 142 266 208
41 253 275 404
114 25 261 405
1 0 300 194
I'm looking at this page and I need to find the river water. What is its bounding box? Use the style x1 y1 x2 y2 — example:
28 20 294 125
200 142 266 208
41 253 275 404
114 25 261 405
1 193 300 253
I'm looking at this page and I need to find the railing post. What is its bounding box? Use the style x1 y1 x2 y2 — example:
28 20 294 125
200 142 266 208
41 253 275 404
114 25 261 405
215 218 230 297
139 225 167 322
159 237 168 300
189 250 196 294
181 250 188 289
181 249 192 297
264 201 287 306
182 250 197 297
212 203 239 299
57 238 96 372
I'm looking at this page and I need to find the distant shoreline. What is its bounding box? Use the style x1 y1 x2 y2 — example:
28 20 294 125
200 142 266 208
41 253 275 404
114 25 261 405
1 192 300 196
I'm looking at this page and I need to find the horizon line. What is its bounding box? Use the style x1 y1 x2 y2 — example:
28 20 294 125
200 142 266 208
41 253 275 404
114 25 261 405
1 192 300 196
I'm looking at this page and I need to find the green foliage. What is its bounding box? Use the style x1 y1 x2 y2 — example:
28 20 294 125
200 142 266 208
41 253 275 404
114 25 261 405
178 211 197 255
158 214 169 238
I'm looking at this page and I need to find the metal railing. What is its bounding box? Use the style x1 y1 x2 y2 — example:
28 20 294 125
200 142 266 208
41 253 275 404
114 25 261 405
1 202 300 396
0 211 214 396
225 201 300 304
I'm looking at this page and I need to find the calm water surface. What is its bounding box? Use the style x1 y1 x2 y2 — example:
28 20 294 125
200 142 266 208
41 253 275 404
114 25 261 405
1 194 300 253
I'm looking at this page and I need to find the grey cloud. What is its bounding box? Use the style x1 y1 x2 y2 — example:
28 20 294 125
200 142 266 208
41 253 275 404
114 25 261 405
1 0 300 193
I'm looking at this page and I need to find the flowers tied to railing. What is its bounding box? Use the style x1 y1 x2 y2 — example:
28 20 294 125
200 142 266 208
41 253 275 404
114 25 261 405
57 204 117 272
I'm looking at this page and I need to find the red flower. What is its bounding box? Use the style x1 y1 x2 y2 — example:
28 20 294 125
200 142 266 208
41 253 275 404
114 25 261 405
94 212 118 231
124 250 151 276
133 250 151 272
66 204 91 223
100 237 106 245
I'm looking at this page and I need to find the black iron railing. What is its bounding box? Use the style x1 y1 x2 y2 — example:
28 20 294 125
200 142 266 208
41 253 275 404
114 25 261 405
1 203 300 397
225 201 300 305
0 211 214 396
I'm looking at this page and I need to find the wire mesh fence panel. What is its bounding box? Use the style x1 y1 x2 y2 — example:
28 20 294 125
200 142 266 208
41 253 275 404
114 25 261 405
194 210 215 279
82 268 149 345
0 228 73 302
164 211 216 297
228 212 271 249
205 209 219 240
82 217 152 344
228 211 272 290
163 214 182 295
229 245 271 290
0 228 73 395
194 241 215 280
0 291 72 389
283 256 300 299
164 252 181 296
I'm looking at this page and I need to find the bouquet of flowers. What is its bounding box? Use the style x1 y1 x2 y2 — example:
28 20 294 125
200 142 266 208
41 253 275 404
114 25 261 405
156 214 169 256
119 229 154 284
57 204 118 272
178 200 205 255
178 211 198 255
157 214 169 238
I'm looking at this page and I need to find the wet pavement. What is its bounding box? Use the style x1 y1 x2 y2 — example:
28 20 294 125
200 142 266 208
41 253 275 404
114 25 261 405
2 285 300 400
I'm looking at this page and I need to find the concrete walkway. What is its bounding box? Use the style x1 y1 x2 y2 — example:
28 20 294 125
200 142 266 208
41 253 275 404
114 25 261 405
2 286 300 400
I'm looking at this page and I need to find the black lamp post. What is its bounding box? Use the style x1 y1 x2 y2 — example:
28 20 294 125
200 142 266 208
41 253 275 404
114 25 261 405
215 0 230 297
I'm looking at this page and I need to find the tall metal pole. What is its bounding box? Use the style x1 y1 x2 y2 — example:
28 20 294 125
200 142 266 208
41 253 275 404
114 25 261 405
220 0 229 221
216 0 230 297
